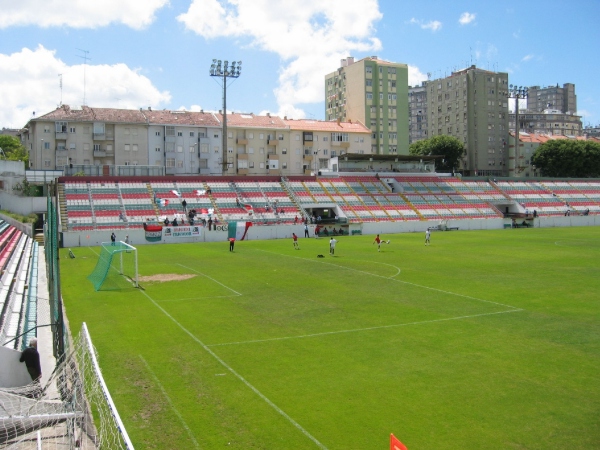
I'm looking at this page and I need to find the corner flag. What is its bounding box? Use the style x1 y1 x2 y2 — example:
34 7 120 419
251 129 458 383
390 434 408 450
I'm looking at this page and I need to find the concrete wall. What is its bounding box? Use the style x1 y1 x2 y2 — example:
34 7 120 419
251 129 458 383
0 345 32 388
0 211 34 237
61 217 509 248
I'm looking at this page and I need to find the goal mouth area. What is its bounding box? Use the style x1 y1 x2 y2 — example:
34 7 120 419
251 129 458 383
88 242 138 291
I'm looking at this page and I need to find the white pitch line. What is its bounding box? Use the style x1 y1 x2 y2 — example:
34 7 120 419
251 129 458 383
257 249 520 310
139 354 200 449
140 289 328 450
207 309 523 347
156 295 241 303
177 263 242 296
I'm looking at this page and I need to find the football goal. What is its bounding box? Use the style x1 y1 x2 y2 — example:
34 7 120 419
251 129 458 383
87 242 138 291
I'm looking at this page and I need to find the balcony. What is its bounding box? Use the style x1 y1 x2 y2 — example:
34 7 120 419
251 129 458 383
93 132 106 140
236 138 248 145
55 131 67 139
331 141 350 148
93 149 107 157
267 139 278 146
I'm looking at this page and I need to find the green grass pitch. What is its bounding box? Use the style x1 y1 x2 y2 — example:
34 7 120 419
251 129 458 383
59 227 600 449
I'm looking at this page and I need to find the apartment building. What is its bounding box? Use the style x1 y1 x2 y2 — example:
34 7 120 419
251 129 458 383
509 109 583 136
408 82 428 144
21 105 369 176
427 65 510 177
325 56 409 155
527 83 576 114
283 118 372 174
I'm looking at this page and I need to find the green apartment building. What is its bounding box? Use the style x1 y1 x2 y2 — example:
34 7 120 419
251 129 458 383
325 56 409 155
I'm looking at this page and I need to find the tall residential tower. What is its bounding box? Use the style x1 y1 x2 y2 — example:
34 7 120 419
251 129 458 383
325 56 409 155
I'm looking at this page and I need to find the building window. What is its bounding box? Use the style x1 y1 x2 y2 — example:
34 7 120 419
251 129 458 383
155 147 161 152
366 93 373 100
155 131 160 136
201 143 209 153
178 131 183 137
282 148 287 154
166 126 175 136
55 121 67 132
282 162 287 169
177 160 184 168
189 145 195 152
249 161 255 168
177 145 183 153
248 132 254 139
190 131 195 137
44 160 51 167
69 127 76 133
124 144 130 152
214 146 220 153
133 144 138 152
199 159 208 169
259 162 265 169
166 158 175 167
93 144 100 152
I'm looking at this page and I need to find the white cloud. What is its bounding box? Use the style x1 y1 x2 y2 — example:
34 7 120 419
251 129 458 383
178 0 383 118
458 12 476 25
408 18 442 32
408 65 428 87
521 54 534 62
0 0 169 30
0 45 171 127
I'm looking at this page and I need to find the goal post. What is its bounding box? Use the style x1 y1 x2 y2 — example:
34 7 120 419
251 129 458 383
87 242 138 291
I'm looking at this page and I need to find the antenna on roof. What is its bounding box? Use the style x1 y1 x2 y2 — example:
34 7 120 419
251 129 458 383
58 74 63 106
76 48 91 106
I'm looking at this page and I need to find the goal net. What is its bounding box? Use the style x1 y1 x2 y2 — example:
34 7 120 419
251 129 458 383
87 242 138 291
0 323 133 449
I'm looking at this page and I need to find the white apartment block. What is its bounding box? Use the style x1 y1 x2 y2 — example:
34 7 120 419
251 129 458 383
21 105 371 176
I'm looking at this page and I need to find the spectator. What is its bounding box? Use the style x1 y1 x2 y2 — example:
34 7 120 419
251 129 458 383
20 338 41 381
110 232 116 246
182 199 187 213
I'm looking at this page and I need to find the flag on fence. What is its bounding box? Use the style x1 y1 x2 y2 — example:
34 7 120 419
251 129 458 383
228 221 253 240
390 434 408 450
160 198 169 207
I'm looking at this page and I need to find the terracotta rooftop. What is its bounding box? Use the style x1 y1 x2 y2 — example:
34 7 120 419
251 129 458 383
36 105 147 123
217 113 288 129
511 131 598 143
284 118 370 133
143 109 221 127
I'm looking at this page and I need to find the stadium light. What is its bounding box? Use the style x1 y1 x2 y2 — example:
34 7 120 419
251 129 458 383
507 85 529 175
210 59 242 173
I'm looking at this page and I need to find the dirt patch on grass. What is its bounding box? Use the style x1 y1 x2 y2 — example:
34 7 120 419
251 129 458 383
138 274 196 282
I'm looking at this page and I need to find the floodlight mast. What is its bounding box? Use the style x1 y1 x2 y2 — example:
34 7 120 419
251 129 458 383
210 59 242 173
507 85 528 176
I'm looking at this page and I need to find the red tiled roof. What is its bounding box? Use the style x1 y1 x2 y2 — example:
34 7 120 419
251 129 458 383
143 110 221 126
217 113 288 129
284 119 370 133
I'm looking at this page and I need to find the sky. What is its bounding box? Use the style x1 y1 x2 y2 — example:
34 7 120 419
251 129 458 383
1 0 599 130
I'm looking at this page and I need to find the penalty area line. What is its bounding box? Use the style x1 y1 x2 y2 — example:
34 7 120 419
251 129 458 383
178 263 242 296
207 309 523 347
140 289 328 450
139 354 200 449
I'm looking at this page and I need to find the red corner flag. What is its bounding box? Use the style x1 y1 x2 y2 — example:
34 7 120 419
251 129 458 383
390 434 408 450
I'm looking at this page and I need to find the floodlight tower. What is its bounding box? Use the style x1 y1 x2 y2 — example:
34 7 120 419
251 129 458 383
508 85 528 175
210 59 242 173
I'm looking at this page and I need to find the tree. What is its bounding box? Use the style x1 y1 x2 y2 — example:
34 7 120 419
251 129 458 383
409 135 465 172
531 139 600 178
0 135 29 167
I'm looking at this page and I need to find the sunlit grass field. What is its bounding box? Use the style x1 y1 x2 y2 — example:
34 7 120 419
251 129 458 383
59 227 600 449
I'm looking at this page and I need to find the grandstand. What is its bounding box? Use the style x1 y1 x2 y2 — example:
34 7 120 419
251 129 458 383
55 174 600 247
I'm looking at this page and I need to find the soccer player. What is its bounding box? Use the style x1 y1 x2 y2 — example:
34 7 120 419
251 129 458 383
373 234 382 252
425 229 431 246
292 233 299 249
229 237 235 252
329 237 338 255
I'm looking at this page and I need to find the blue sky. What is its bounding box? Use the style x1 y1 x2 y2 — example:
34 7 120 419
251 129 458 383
1 0 599 129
